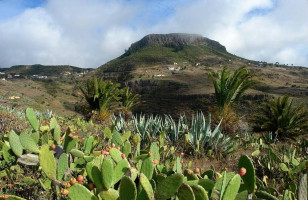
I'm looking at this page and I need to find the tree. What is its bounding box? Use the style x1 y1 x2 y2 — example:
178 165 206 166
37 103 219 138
208 66 257 111
80 77 121 113
254 96 308 139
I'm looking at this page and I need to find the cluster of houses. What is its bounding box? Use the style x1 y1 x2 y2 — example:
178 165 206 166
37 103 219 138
0 70 89 81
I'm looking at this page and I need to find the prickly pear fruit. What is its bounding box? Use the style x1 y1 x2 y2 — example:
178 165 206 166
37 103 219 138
88 183 95 190
194 168 200 174
50 144 56 150
70 177 77 185
153 159 157 164
121 154 126 159
61 189 69 195
66 182 71 188
148 152 152 157
238 168 246 176
112 143 116 148
77 175 83 184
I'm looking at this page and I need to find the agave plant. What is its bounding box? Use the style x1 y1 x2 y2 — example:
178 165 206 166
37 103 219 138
163 114 188 144
132 114 163 144
188 112 234 154
208 66 257 111
254 96 308 139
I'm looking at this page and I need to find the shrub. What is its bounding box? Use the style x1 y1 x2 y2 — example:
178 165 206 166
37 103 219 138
254 96 308 139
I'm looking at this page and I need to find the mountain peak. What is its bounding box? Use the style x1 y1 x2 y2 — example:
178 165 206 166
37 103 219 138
127 33 226 53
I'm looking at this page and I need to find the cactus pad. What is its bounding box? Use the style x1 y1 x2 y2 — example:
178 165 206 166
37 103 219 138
110 147 122 163
68 183 98 200
26 108 39 131
155 173 184 200
84 136 94 154
57 153 68 180
102 158 114 190
238 155 256 193
39 145 56 180
177 183 195 200
222 174 241 200
100 189 119 200
119 176 137 200
139 173 155 200
113 159 130 185
20 132 39 153
9 130 23 157
192 185 208 200
141 156 154 180
86 162 104 191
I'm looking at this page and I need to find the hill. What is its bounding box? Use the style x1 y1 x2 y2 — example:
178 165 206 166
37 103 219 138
96 33 308 116
97 33 244 73
3 64 93 76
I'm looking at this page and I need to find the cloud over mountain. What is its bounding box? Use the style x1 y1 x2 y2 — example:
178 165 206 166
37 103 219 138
0 0 307 68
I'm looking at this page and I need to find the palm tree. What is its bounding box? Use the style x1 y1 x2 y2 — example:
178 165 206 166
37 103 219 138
80 77 121 112
208 66 257 111
254 96 308 139
120 86 140 110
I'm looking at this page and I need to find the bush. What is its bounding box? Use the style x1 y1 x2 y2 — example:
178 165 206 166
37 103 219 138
254 96 308 139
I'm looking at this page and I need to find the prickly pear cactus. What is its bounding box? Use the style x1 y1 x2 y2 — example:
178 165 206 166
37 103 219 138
84 136 94 154
119 176 137 200
62 133 78 153
121 131 131 142
110 147 122 163
70 149 85 157
177 183 195 200
39 145 56 180
221 174 241 200
100 189 119 200
155 173 184 200
52 125 61 144
102 158 114 190
173 156 182 174
9 130 23 157
111 130 123 147
68 183 98 200
19 132 39 153
150 142 160 163
139 173 155 200
141 156 154 180
123 141 132 157
26 108 39 131
57 153 68 180
86 161 104 190
184 169 199 181
192 185 208 200
238 155 256 193
113 159 130 185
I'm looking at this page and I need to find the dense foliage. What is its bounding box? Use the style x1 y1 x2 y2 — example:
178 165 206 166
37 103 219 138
0 107 307 200
254 96 308 139
208 66 257 111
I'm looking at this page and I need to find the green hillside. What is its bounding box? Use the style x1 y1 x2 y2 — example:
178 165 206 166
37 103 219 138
5 64 93 76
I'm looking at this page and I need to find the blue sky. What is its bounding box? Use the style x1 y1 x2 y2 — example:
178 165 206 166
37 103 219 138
0 0 46 21
0 0 307 68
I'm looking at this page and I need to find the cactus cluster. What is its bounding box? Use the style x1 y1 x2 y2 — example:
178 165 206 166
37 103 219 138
0 107 307 200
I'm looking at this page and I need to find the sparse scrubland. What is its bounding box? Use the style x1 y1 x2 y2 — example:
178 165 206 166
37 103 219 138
0 65 307 200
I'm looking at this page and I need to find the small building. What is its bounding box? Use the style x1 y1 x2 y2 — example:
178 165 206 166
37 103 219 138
154 74 165 77
168 67 175 71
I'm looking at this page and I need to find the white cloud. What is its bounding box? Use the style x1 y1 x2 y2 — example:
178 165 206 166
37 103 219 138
0 0 307 68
